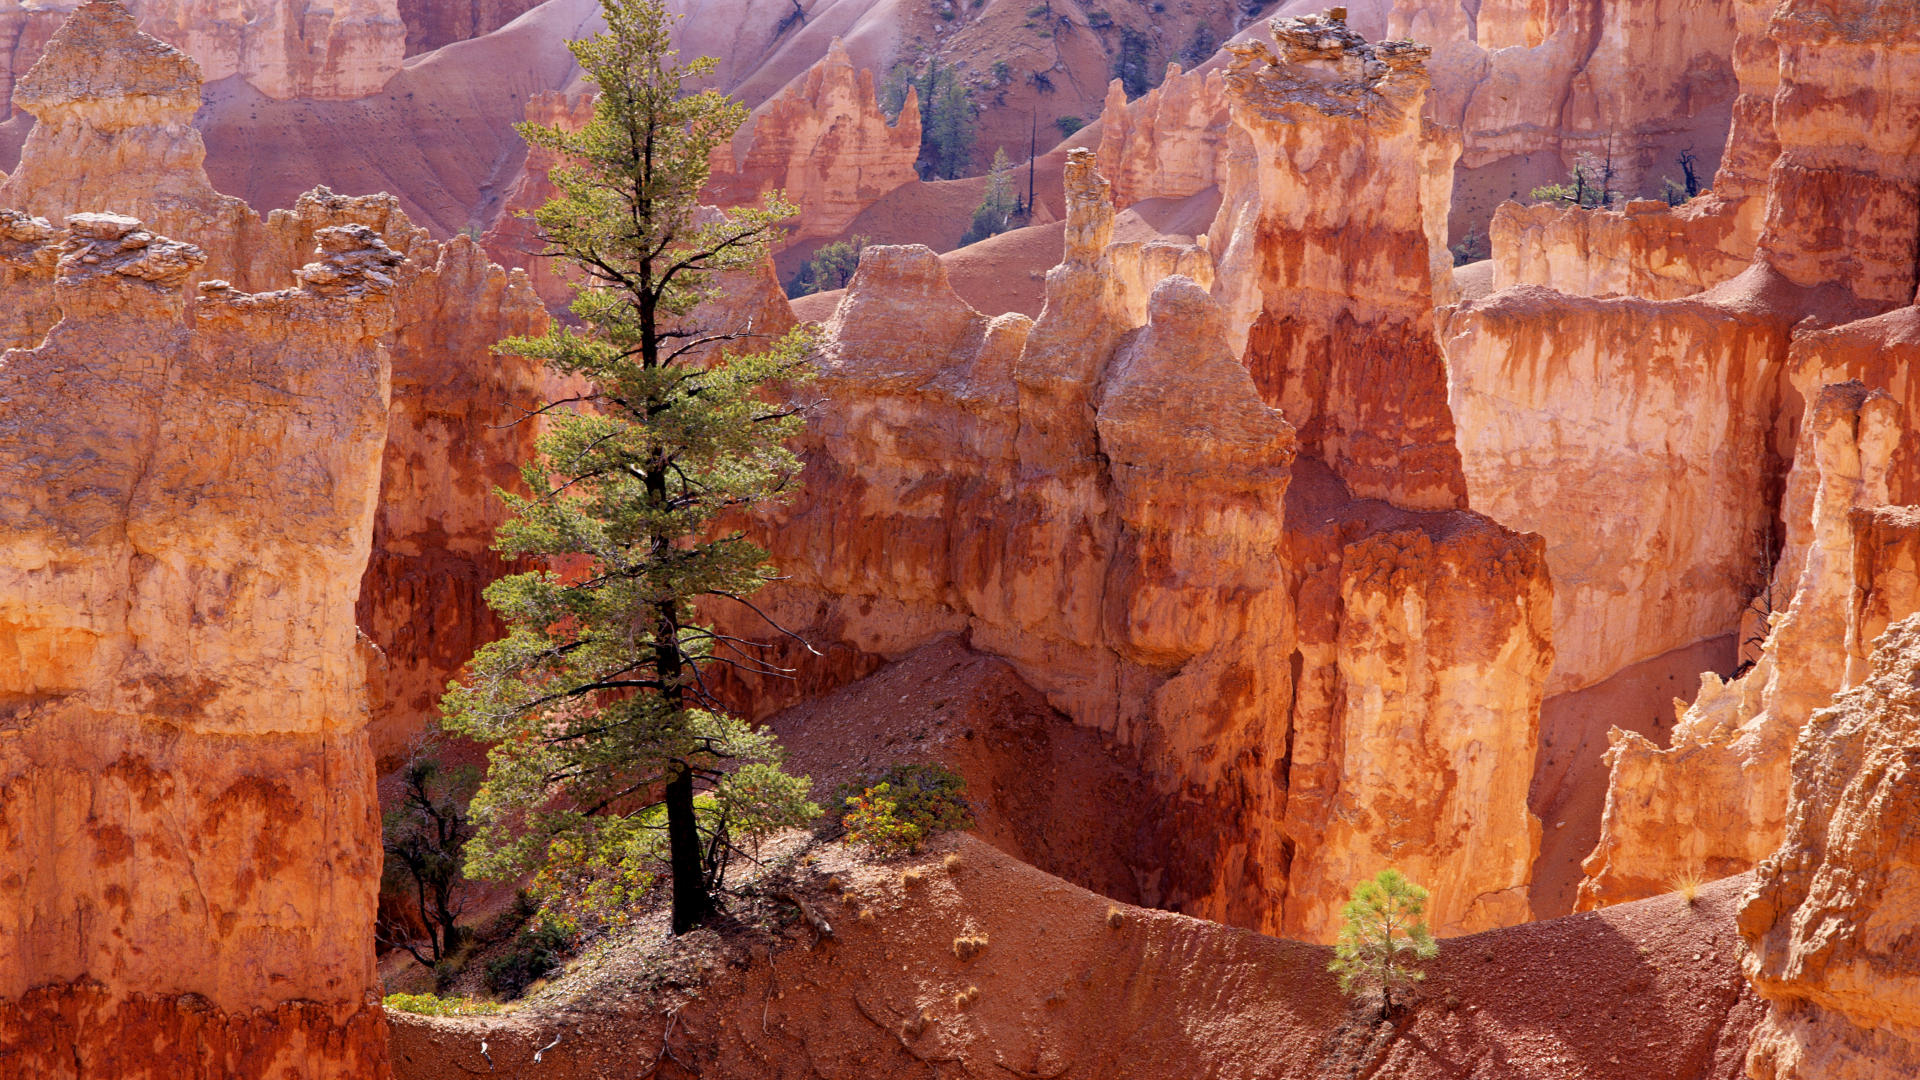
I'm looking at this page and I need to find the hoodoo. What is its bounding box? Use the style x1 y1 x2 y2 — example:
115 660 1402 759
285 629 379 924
0 0 1917 1075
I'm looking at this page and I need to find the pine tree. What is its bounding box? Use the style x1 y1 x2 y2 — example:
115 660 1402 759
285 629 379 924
442 0 819 937
1328 869 1440 1018
959 148 1019 246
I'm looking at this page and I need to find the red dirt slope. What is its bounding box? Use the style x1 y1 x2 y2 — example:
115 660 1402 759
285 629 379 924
387 840 1760 1079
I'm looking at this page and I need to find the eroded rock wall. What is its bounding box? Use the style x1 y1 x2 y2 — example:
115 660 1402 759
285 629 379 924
0 216 394 1079
1737 612 1920 1079
1395 0 1738 197
1445 283 1790 693
1576 382 1899 908
704 38 919 247
720 148 1547 940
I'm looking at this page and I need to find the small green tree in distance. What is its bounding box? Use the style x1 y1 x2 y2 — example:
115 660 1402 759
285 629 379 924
959 148 1020 246
442 0 819 937
1329 869 1440 1019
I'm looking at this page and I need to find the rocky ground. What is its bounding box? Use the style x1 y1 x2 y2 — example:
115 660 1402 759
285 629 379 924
387 837 1762 1080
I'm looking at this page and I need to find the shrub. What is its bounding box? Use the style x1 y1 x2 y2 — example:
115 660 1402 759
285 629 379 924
483 913 573 1000
383 993 504 1017
836 764 973 854
1054 115 1086 139
959 148 1022 247
379 749 479 971
1670 867 1706 905
787 236 869 297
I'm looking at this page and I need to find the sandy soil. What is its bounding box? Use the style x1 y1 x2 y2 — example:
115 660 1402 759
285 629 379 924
387 836 1760 1080
1528 636 1738 919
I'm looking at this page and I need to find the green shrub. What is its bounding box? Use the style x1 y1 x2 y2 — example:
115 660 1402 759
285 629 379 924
383 992 504 1017
483 913 573 1000
1054 115 1086 139
836 764 973 854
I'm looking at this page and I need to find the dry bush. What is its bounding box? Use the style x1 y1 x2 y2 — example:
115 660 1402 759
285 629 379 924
901 868 926 889
944 853 963 873
951 933 989 961
953 985 980 1009
1670 867 1706 906
1106 905 1125 929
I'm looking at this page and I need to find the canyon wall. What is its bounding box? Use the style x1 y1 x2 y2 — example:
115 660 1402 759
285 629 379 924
1394 0 1738 199
1737 611 1920 1079
0 0 404 105
1444 280 1789 693
1211 14 1465 513
1576 381 1899 907
721 142 1548 941
0 2 553 764
0 215 394 1079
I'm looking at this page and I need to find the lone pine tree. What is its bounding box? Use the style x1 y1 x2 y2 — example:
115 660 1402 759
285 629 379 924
442 0 818 936
1329 869 1440 1018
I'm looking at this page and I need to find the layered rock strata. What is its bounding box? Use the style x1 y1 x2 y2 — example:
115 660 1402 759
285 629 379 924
704 38 920 247
1576 382 1899 908
0 216 394 1078
1393 0 1738 198
720 151 1547 940
1209 14 1465 513
482 90 596 314
0 0 264 284
0 4 554 766
1446 282 1791 694
1738 612 1920 1079
1489 198 1754 301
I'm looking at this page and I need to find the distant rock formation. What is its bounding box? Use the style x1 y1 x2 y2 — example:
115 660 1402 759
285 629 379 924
1393 0 1738 198
704 37 920 247
0 0 406 104
0 214 394 1078
1738 611 1920 1078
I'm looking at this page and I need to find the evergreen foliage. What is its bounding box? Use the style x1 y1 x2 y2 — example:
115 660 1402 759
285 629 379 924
959 148 1021 246
442 0 819 937
881 58 979 180
1328 869 1440 1018
786 235 869 297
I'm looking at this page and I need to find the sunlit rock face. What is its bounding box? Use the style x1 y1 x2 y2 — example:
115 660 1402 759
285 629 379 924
0 216 395 1080
1737 611 1920 1080
1209 14 1465 514
709 147 1548 942
1446 280 1792 695
705 37 920 246
1392 0 1737 195
1576 381 1899 910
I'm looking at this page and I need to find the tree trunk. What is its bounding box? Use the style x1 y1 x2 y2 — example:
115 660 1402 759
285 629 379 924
666 764 711 934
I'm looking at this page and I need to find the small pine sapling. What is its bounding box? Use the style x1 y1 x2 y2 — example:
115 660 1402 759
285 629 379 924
1328 869 1439 1019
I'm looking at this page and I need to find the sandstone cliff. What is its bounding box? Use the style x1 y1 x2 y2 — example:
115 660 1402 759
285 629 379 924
1576 382 1900 908
0 216 394 1078
714 148 1547 940
705 37 919 247
1737 612 1920 1079
1394 0 1738 206
1094 63 1228 211
482 89 597 314
1209 14 1465 513
0 0 264 283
